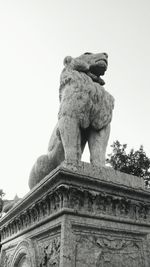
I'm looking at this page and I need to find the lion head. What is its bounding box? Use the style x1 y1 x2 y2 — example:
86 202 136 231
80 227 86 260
59 52 114 131
63 52 108 86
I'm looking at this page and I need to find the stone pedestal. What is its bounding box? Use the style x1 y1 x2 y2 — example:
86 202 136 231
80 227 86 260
1 162 150 266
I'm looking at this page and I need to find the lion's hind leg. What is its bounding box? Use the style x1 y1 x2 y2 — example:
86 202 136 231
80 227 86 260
29 124 64 189
47 123 65 166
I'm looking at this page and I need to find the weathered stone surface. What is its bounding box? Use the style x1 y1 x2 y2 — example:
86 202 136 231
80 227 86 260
61 161 145 189
37 236 60 266
73 228 147 266
29 52 114 189
1 164 150 266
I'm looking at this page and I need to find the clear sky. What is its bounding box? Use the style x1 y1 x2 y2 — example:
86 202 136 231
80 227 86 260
0 0 150 199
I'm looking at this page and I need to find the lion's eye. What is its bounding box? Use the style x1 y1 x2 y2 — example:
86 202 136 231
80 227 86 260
84 52 92 55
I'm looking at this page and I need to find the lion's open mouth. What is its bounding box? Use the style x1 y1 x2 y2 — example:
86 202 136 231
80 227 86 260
89 59 107 77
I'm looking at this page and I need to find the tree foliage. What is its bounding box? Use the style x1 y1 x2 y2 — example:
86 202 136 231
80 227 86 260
106 140 150 187
0 189 4 198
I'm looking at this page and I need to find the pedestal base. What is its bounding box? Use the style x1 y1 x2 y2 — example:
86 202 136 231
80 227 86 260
1 162 150 266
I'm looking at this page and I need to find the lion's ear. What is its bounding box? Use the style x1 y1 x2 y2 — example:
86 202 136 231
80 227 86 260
63 56 73 66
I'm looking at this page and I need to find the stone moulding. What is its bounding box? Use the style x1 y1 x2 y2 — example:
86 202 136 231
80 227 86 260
10 239 36 266
0 162 150 244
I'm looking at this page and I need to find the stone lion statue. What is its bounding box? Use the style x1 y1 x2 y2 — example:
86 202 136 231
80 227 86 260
29 52 114 189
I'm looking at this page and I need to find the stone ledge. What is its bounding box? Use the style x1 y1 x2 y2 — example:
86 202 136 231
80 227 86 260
61 161 145 189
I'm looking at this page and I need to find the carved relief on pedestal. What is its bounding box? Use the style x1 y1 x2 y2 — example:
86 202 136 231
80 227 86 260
1 185 150 243
15 255 31 267
0 244 16 267
75 234 145 267
9 239 36 267
1 252 13 267
0 191 62 241
67 186 150 223
36 236 60 267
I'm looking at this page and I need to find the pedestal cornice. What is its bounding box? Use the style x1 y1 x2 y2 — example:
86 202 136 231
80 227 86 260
0 162 150 245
